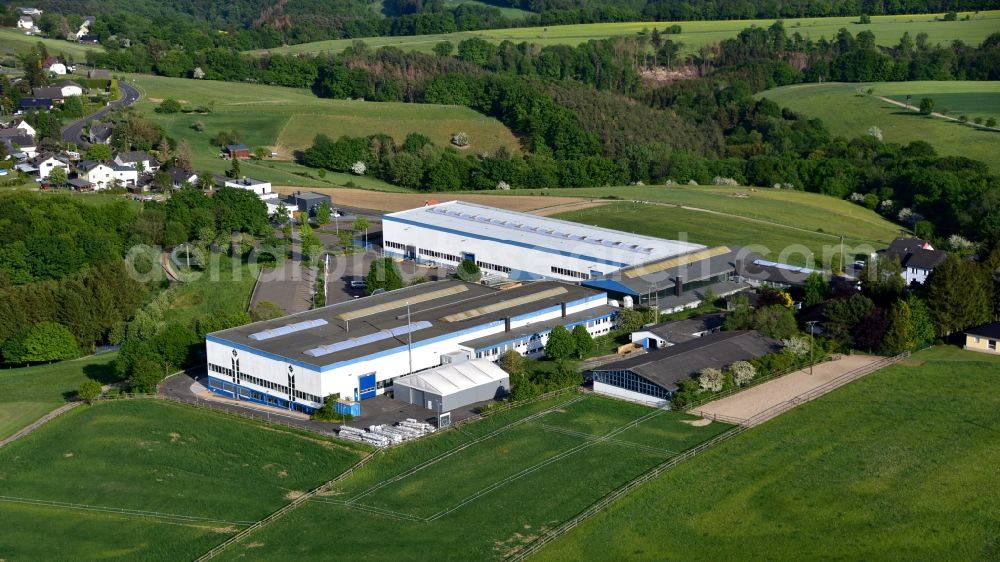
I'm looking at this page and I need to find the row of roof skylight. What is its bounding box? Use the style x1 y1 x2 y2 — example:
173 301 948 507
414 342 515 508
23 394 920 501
426 207 655 254
303 321 433 358
248 319 328 341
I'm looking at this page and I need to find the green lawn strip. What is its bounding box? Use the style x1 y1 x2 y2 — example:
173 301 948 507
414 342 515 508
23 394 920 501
555 203 879 267
533 347 1000 561
0 352 120 441
159 253 258 326
248 10 1000 56
0 400 365 522
0 28 101 59
757 81 1000 172
0 501 227 562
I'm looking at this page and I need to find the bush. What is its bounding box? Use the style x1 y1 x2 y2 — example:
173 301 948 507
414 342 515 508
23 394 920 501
78 379 102 404
156 98 183 114
451 132 470 147
698 368 724 392
729 361 757 386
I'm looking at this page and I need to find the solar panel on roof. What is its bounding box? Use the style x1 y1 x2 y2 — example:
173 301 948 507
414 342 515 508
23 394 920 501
248 319 328 341
303 321 433 357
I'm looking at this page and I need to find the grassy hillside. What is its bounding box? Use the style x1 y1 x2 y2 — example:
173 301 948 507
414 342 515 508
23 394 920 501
128 74 517 188
0 28 100 60
875 80 1000 122
757 81 1000 172
534 346 1000 561
0 353 120 441
0 399 366 560
247 10 1000 56
488 184 903 243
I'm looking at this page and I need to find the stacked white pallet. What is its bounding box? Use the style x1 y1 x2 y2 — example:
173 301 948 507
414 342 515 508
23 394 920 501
399 419 436 434
368 425 405 445
337 425 366 443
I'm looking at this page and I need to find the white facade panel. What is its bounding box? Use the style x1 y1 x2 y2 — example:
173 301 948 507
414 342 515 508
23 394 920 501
594 381 668 408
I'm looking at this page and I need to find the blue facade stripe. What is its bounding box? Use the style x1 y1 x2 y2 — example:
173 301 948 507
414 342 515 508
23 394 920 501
384 215 629 268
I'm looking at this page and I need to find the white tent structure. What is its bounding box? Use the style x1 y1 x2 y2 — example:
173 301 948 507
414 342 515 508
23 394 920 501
392 359 510 412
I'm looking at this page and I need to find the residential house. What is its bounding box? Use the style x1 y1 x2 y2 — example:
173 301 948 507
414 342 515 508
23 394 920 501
78 34 99 44
169 169 198 189
223 144 251 159
87 69 111 79
53 80 83 98
88 123 113 145
19 7 43 16
0 133 38 159
114 151 156 172
111 163 138 187
224 177 272 195
18 98 53 112
285 191 332 216
74 16 95 40
31 153 70 180
965 322 1000 355
630 313 726 350
43 62 67 76
7 118 37 138
16 15 34 29
76 160 115 190
32 87 64 103
885 237 948 285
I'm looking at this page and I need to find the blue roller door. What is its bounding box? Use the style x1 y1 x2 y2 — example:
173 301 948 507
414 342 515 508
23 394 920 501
358 373 377 400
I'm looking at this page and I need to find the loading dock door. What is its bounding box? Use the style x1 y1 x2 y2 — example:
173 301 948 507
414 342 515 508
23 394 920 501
358 373 377 400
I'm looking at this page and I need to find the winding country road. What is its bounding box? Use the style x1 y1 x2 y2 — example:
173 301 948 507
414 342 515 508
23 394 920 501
60 80 141 145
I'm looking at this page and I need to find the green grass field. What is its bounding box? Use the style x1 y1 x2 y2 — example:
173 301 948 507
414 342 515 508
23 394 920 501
0 353 120 441
128 74 517 188
556 201 884 267
0 28 100 60
443 0 533 18
0 399 367 561
211 393 732 561
160 252 259 326
534 346 1000 561
876 80 1000 122
758 81 1000 172
247 10 1000 57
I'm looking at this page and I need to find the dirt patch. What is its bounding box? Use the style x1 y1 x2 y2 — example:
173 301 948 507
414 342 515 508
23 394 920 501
169 432 181 443
63 452 74 457
284 490 306 501
277 469 288 478
641 65 700 84
212 526 238 534
267 144 294 161
246 542 265 548
273 187 587 214
531 200 612 216
681 418 712 427
900 359 925 367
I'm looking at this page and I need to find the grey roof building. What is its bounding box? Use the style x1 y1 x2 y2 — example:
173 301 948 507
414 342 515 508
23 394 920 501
631 313 726 348
591 330 779 403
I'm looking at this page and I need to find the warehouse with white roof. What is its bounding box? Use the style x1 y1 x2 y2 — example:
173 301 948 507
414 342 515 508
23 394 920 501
392 359 510 412
381 201 705 282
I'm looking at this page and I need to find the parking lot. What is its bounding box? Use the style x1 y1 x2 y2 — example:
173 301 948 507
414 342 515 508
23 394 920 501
324 251 451 305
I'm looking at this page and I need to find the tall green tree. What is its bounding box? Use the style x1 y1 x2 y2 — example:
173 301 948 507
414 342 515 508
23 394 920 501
366 258 403 294
2 322 79 364
882 300 915 354
571 324 595 358
925 256 992 336
802 272 831 307
544 325 576 360
314 202 331 228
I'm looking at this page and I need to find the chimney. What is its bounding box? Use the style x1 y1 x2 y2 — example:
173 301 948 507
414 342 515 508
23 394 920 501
560 302 567 317
674 275 684 297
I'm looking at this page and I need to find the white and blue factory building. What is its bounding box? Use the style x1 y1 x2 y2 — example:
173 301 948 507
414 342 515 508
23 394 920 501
205 280 616 413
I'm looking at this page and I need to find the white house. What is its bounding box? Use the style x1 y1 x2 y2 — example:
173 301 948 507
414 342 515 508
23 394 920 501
20 7 43 16
111 163 138 186
32 153 70 180
224 177 272 195
884 237 948 285
53 80 83 97
45 63 67 76
11 119 36 138
114 151 156 172
16 16 33 29
77 161 115 190
3 134 37 159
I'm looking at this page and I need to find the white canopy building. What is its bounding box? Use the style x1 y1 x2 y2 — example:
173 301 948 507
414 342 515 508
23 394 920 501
392 359 510 412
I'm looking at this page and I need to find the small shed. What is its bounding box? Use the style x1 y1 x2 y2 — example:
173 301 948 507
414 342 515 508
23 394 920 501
393 359 509 412
224 144 251 159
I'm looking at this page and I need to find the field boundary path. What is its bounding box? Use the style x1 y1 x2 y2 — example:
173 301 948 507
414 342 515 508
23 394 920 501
689 353 904 426
505 352 908 560
864 89 1000 131
0 401 81 449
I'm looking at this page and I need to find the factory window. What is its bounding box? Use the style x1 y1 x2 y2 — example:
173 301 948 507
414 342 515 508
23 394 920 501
550 266 589 279
419 248 461 263
384 240 406 251
476 260 511 274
